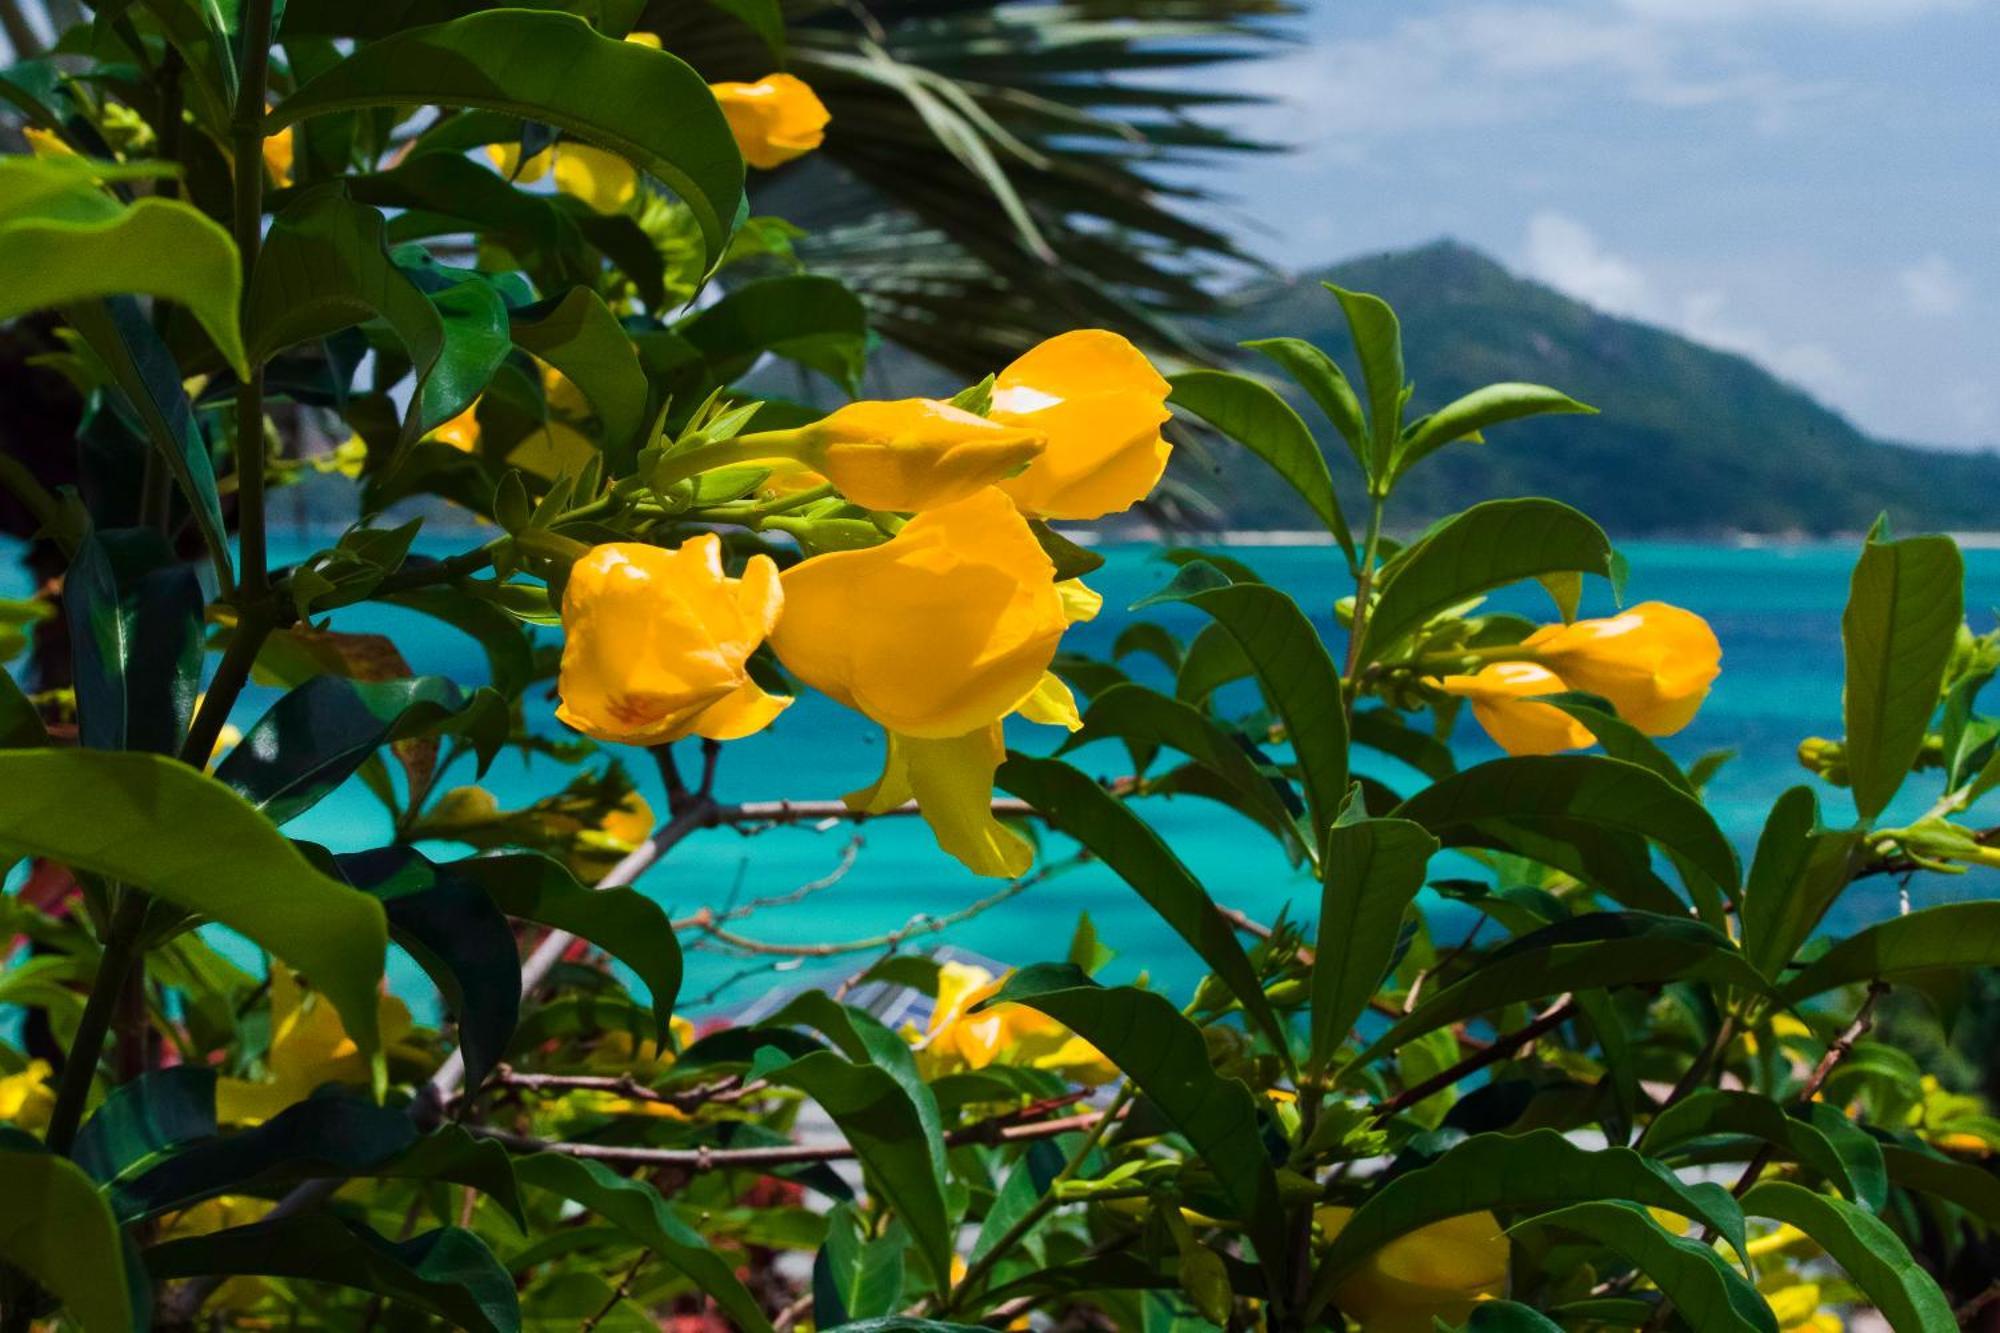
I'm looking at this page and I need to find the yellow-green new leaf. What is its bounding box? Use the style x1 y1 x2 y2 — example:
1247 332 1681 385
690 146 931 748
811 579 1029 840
0 1143 138 1333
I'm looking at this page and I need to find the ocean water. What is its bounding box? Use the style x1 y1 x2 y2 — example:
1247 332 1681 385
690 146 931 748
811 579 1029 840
7 533 1997 1017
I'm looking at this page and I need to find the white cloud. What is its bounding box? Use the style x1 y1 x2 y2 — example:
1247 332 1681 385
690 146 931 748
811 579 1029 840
1522 213 1852 404
1899 254 1968 316
1618 0 1974 24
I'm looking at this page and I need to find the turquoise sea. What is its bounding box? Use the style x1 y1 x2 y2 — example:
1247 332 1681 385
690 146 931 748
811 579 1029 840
8 534 1999 1016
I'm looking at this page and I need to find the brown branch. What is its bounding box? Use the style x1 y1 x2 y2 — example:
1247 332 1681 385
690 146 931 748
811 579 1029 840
483 1068 763 1113
1371 995 1576 1122
1729 981 1887 1198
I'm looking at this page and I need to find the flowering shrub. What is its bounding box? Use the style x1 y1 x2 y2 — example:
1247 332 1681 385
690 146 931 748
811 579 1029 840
2 5 1999 1333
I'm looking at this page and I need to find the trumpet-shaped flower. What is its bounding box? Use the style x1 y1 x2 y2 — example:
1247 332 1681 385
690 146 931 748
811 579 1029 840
991 330 1173 520
557 536 790 746
920 962 1115 1085
1435 661 1592 756
709 74 830 169
1315 1207 1509 1332
0 1060 54 1130
262 127 294 189
1522 601 1721 736
802 399 1045 513
487 140 637 214
216 969 428 1125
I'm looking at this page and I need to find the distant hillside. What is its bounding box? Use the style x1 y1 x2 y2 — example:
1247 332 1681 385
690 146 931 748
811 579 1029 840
1201 240 2000 536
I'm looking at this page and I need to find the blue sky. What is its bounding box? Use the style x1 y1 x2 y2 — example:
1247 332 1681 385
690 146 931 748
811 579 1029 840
1197 0 1998 450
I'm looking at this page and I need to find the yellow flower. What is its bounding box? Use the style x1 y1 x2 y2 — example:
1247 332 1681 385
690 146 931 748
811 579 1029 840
800 399 1045 513
709 74 830 169
771 489 1070 874
431 401 480 453
921 962 1116 1085
990 330 1173 520
1315 1207 1509 1333
216 969 427 1125
1521 601 1721 736
487 140 637 214
21 127 75 159
556 536 791 746
262 126 294 189
1435 662 1592 756
0 1060 55 1131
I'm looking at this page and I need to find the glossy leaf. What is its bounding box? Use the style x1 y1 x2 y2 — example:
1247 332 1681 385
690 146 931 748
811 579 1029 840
0 1141 138 1333
148 1216 519 1333
1174 621 1255 706
0 749 387 1063
766 1052 953 1290
73 1066 217 1187
1457 1303 1566 1332
814 1201 906 1324
271 10 744 263
1512 1202 1775 1333
1362 498 1615 661
1639 1090 1877 1207
513 286 651 472
1395 383 1595 479
381 588 536 698
1882 1142 2000 1228
63 529 203 755
1323 283 1404 474
1166 369 1354 555
1059 683 1306 860
1242 335 1367 466
676 274 870 395
1779 902 2000 1003
1311 817 1437 1070
1395 754 1740 895
764 990 946 1183
996 755 1289 1057
1742 1181 1955 1331
1352 913 1764 1067
980 965 1288 1277
514 1153 775 1333
1741 786 1864 981
1842 532 1963 821
1136 561 1349 847
1303 1129 1749 1321
447 852 682 1040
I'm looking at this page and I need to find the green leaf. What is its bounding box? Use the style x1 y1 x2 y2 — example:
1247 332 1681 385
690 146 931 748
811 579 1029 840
1322 284 1406 476
513 1153 775 1333
1166 369 1354 556
215 675 503 825
0 665 45 748
1060 682 1306 860
331 848 523 1095
513 286 651 472
249 189 508 444
1455 1302 1566 1332
814 1201 906 1324
1241 336 1368 467
1351 913 1764 1068
979 965 1288 1279
1741 1181 1956 1332
447 853 681 1041
74 1066 217 1187
1740 786 1864 981
1302 1129 1749 1322
1396 754 1739 897
1638 1091 1876 1207
271 10 744 265
1882 1142 2000 1228
995 755 1290 1058
1311 817 1437 1071
0 157 245 374
0 749 387 1064
701 0 786 54
1841 532 1963 821
1362 498 1615 661
382 588 537 699
148 1216 519 1333
1135 562 1349 848
765 1052 953 1291
676 274 871 395
1394 383 1595 480
0 1141 138 1333
1175 621 1255 706
1511 1202 1775 1333
1779 902 2000 1003
63 529 203 755
763 990 947 1184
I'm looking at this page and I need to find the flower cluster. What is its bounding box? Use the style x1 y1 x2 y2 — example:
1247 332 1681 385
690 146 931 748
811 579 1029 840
555 330 1172 876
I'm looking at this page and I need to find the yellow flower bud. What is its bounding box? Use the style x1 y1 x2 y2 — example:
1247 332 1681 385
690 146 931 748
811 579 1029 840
770 488 1065 738
709 73 830 169
801 399 1045 513
990 330 1173 520
556 536 791 746
262 126 294 189
431 401 481 453
21 127 75 159
1523 601 1721 736
0 1060 55 1131
1435 662 1592 756
921 962 1114 1083
1314 1207 1510 1332
485 140 637 214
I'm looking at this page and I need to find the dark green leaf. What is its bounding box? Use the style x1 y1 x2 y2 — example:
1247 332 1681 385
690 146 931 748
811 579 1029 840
74 1066 217 1187
1322 283 1404 475
271 10 744 265
1882 1142 2000 1228
995 755 1289 1058
1395 383 1595 480
1456 1302 1566 1332
1311 817 1437 1070
0 750 388 1062
763 991 946 1184
0 1140 139 1333
676 274 870 395
513 286 651 472
514 1153 774 1332
814 1201 905 1324
1166 369 1354 556
1511 1202 1775 1333
0 665 45 748
149 1216 519 1333
382 587 536 698
63 529 203 755
1241 336 1367 466
1638 1091 1876 1207
1361 498 1615 661
1741 1181 1955 1332
1174 621 1255 706
1779 902 2000 1003
1841 532 1963 821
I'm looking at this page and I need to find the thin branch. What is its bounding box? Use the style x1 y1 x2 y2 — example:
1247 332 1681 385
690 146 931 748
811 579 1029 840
578 1249 649 1333
1729 981 1887 1198
1371 995 1576 1122
483 1068 761 1113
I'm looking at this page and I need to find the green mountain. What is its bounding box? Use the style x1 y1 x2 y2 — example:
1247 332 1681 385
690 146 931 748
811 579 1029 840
1201 240 2000 536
